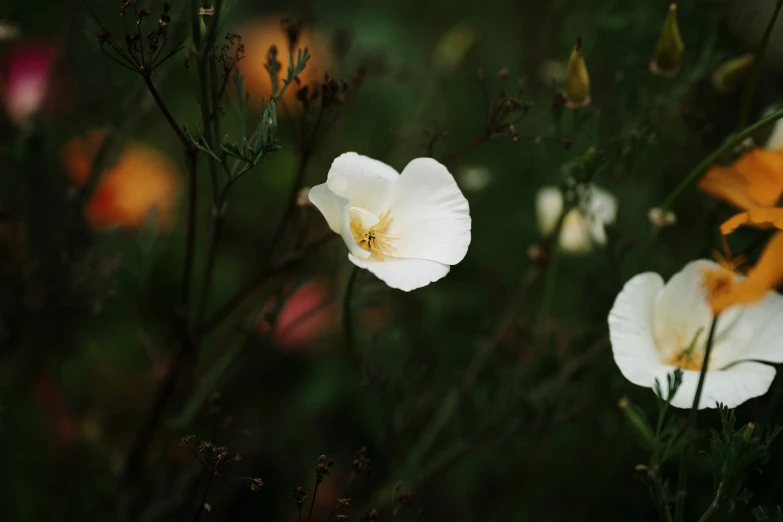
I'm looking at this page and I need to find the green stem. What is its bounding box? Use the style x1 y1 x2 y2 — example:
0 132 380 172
673 315 719 522
196 208 225 326
738 0 783 129
697 499 720 522
659 108 783 212
342 266 360 360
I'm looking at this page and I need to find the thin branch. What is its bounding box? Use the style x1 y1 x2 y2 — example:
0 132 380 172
142 73 191 148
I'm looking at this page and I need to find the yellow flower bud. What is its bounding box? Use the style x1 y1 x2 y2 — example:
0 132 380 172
711 54 753 94
564 37 590 109
650 3 684 78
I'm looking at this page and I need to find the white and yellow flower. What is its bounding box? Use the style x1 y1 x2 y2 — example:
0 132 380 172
536 185 617 254
609 260 783 409
309 153 472 291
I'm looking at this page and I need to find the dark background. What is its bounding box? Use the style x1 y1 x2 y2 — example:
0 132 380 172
1 0 783 520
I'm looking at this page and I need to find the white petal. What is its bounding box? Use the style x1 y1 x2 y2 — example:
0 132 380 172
586 185 618 245
348 254 450 291
326 153 399 216
654 362 776 409
308 183 347 234
652 260 743 365
536 186 564 236
609 272 666 387
384 158 471 265
338 205 371 261
730 290 783 363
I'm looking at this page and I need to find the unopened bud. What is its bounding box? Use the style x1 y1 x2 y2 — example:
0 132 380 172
564 37 590 109
648 207 677 228
711 54 753 94
743 422 755 441
650 3 684 78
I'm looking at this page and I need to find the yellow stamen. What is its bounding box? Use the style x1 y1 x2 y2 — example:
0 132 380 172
350 210 397 260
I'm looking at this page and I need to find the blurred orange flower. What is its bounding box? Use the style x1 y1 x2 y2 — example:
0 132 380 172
236 18 329 106
62 131 180 230
698 147 783 313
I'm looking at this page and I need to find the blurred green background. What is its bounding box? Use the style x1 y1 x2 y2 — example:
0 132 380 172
2 0 783 520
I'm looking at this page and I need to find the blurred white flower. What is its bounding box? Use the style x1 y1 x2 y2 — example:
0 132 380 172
535 185 617 254
609 260 783 409
456 165 491 192
648 207 677 228
309 153 471 291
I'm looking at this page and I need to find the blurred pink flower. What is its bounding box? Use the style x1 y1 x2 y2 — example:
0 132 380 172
3 42 56 124
259 277 339 351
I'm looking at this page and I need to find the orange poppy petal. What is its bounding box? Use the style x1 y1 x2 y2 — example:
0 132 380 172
699 165 759 210
709 231 783 314
699 148 783 210
720 207 783 236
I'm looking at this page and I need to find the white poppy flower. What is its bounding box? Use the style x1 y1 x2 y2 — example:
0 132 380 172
609 260 783 409
308 153 471 291
536 185 617 254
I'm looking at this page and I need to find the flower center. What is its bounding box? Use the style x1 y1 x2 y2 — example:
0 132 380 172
667 326 709 371
350 209 396 260
701 252 744 303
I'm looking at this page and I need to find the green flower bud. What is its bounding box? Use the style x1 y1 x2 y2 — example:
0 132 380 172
565 37 590 109
650 3 684 78
711 54 754 94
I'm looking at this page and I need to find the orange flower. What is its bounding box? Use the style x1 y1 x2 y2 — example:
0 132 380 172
706 231 783 314
698 148 783 210
236 18 330 106
62 131 180 230
698 147 783 313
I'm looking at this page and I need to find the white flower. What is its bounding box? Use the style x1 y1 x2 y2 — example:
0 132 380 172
536 185 617 254
609 260 783 409
309 153 472 291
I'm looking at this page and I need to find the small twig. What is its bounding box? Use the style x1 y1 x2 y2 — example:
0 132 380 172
441 130 492 165
142 74 191 148
193 471 216 522
307 481 321 522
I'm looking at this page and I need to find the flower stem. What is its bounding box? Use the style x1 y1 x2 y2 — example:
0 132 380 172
673 315 719 522
737 0 783 130
342 266 360 361
658 108 783 213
